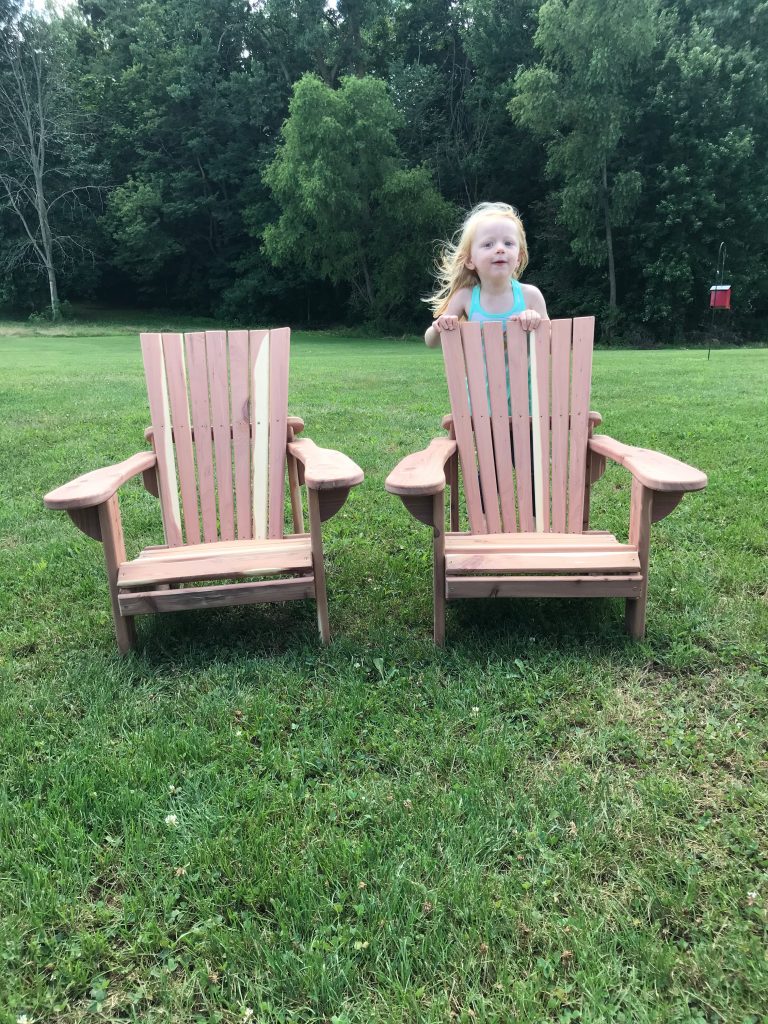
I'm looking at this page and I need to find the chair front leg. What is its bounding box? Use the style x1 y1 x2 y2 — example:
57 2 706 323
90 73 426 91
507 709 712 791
307 488 330 644
98 493 137 654
625 477 653 639
433 490 446 647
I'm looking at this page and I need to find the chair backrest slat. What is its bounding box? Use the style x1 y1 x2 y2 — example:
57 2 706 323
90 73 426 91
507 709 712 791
550 320 571 533
206 331 235 541
267 327 290 539
531 323 551 532
464 323 501 533
507 324 535 532
229 330 252 539
567 317 594 531
250 330 270 541
141 333 183 546
441 317 595 536
186 332 218 543
162 333 201 545
140 328 291 547
442 330 486 533
484 321 517 532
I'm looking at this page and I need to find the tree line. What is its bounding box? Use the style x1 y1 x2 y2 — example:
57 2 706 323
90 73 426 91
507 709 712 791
0 0 765 340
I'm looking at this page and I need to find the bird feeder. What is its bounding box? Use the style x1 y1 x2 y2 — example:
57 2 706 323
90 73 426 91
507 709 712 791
709 284 731 309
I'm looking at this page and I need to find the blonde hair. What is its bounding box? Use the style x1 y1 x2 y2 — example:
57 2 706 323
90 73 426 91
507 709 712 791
427 202 529 317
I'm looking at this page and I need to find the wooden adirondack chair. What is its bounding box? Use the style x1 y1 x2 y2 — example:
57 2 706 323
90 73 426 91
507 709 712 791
385 317 707 644
44 329 363 654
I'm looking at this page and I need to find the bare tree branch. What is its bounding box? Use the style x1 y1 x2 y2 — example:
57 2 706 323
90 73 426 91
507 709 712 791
0 15 103 320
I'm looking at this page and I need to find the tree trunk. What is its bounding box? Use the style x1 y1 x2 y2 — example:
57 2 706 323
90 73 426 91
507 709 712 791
46 263 61 322
36 177 61 321
360 253 374 313
601 159 617 311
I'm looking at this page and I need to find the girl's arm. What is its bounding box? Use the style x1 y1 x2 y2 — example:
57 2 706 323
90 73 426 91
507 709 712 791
517 284 548 331
424 288 471 348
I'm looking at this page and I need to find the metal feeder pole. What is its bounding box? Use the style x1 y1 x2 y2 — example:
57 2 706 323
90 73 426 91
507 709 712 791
708 241 727 361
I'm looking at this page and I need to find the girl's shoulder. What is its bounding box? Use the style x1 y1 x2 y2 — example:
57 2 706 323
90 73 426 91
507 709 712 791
449 286 473 316
519 281 544 302
519 281 548 316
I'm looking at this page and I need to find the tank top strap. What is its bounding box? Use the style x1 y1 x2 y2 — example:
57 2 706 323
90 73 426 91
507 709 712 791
468 285 482 320
511 278 525 313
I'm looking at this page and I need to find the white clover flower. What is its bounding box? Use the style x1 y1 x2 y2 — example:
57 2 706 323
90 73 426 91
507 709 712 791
241 1009 254 1022
164 814 178 827
17 1015 33 1024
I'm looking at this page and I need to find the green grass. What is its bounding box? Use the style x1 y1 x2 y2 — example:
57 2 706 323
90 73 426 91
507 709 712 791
1 328 767 1024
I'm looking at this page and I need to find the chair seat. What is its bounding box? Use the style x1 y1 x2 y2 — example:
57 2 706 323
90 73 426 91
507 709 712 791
118 535 313 589
445 531 640 575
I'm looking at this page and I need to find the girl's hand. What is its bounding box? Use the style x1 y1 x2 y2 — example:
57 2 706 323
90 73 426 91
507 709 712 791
434 315 460 333
512 308 542 331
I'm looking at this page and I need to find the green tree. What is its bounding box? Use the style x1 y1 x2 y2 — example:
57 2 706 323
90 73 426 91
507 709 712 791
80 0 271 309
511 0 660 313
626 1 768 335
263 73 454 322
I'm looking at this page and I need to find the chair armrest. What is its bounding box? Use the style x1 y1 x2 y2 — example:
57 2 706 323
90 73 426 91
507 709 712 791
287 438 364 490
589 435 707 492
385 438 457 496
44 452 158 510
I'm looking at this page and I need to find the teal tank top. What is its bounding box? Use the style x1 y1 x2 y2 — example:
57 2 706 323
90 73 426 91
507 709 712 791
467 280 530 404
468 280 526 321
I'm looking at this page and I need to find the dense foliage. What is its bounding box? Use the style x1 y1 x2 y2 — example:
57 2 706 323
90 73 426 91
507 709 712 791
0 0 765 338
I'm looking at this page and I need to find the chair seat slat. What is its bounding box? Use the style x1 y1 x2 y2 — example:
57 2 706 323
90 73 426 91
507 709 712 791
445 531 623 552
118 535 313 588
447 548 640 574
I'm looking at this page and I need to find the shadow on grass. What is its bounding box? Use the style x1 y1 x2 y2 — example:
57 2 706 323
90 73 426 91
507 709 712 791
134 598 320 663
437 595 647 663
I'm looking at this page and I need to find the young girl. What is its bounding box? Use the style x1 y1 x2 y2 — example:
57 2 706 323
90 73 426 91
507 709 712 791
424 202 547 347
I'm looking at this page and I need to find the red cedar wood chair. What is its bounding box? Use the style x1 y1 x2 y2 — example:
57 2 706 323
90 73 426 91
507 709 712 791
44 329 363 654
385 317 707 644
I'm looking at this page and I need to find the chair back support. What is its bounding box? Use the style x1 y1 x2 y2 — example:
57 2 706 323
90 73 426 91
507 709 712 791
140 329 290 546
442 317 595 534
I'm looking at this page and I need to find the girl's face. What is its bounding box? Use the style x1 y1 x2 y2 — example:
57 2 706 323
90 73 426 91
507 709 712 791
465 217 521 282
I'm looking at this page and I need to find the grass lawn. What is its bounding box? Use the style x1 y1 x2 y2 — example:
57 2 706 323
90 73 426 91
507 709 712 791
1 325 766 1024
